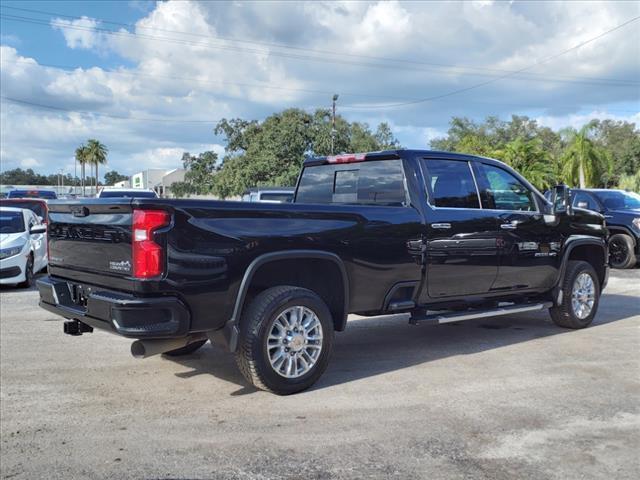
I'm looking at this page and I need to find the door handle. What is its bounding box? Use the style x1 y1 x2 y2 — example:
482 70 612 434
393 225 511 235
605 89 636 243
500 223 518 230
431 223 451 229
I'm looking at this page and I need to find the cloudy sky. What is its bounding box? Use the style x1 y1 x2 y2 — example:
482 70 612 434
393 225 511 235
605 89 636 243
0 0 638 177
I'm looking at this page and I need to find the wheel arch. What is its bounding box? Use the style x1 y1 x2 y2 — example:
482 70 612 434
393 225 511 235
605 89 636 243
607 226 637 247
223 250 350 352
558 237 607 289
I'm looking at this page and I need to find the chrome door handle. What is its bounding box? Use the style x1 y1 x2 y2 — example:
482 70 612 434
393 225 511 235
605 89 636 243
431 223 451 229
500 223 518 230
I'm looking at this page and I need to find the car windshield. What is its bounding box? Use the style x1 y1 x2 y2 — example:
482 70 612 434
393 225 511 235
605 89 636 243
100 190 157 198
0 211 25 234
594 191 640 210
0 201 46 219
7 190 57 199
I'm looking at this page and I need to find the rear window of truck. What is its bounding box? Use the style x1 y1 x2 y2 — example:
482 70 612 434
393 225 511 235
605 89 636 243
296 159 407 206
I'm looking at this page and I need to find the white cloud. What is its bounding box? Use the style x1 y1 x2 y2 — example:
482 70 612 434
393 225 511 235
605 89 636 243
51 16 102 50
536 110 640 131
20 158 43 168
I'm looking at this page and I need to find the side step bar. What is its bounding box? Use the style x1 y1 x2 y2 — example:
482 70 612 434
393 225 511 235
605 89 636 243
408 302 553 326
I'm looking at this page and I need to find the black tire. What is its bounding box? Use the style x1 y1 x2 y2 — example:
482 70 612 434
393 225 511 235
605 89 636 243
609 234 636 269
235 286 334 395
18 254 34 289
162 339 208 357
549 260 600 329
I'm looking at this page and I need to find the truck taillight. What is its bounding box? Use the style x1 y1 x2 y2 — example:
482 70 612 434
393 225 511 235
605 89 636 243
132 209 170 279
326 153 366 164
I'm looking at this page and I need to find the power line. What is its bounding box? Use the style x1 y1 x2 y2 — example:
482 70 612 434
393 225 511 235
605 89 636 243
1 8 638 88
341 14 640 110
0 95 220 123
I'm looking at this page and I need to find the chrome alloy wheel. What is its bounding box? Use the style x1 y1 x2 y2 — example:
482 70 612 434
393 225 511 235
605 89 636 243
571 272 596 320
266 306 323 378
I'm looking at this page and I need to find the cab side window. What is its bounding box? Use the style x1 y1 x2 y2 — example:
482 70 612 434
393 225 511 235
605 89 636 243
422 159 480 209
475 164 536 211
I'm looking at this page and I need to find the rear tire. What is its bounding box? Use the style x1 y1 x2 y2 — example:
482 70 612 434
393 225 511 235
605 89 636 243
549 260 600 329
609 234 636 269
163 339 208 356
18 254 34 289
235 286 334 395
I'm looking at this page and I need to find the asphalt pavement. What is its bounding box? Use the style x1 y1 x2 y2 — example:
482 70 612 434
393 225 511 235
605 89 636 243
1 270 639 480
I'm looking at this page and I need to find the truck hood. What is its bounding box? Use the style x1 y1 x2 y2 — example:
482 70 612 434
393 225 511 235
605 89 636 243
607 208 640 216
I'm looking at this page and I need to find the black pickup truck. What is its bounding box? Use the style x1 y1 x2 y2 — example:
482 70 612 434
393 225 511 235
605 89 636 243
38 150 609 394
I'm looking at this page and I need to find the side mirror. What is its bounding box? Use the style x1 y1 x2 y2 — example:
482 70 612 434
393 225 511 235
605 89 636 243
576 201 589 209
30 225 46 234
552 184 572 215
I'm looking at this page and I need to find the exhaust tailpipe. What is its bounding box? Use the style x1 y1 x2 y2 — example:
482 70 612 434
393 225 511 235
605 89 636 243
131 334 207 359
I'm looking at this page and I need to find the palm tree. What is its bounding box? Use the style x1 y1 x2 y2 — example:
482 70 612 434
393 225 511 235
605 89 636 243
561 124 604 188
493 137 553 190
74 144 89 196
85 139 108 195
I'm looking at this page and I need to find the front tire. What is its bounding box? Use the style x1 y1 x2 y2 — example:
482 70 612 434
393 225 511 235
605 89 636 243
549 260 600 329
235 286 334 395
609 234 636 269
18 254 34 289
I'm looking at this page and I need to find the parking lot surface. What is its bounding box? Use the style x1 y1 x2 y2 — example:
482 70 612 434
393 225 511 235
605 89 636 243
1 270 639 480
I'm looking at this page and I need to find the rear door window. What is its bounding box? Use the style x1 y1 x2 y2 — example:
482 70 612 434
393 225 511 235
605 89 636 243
296 160 407 206
422 159 480 209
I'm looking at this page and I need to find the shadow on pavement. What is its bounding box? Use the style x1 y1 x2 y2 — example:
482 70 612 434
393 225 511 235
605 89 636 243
167 292 639 395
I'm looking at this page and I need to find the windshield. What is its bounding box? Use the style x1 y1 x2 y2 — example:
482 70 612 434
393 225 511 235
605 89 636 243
0 201 46 219
100 190 157 198
7 190 57 199
0 211 25 234
594 191 640 210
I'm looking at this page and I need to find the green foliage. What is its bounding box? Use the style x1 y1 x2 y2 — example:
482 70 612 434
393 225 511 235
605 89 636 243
0 168 80 186
170 151 219 197
431 115 639 191
618 171 640 192
211 108 401 198
103 170 129 186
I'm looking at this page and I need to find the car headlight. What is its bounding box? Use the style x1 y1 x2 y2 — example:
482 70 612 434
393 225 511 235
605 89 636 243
633 217 640 231
0 243 25 260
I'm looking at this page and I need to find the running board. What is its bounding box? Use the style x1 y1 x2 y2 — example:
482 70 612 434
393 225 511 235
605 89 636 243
408 302 552 326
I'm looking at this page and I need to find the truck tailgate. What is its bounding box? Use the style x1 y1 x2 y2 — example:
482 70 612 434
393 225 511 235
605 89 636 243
47 201 134 278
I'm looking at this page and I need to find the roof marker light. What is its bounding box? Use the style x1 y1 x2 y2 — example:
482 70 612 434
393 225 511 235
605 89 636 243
326 153 366 164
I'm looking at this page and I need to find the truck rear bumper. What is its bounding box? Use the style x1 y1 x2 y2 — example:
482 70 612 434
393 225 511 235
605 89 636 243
37 276 190 338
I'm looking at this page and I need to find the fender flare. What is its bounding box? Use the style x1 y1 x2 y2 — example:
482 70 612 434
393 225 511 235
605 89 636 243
221 250 350 352
552 236 607 302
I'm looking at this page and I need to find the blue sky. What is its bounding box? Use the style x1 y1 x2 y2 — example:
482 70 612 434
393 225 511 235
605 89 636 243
1 0 638 177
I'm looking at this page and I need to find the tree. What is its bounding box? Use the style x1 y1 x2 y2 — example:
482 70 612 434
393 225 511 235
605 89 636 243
561 124 606 188
169 151 219 197
211 108 402 198
493 138 553 190
104 170 129 186
75 144 89 196
85 139 108 195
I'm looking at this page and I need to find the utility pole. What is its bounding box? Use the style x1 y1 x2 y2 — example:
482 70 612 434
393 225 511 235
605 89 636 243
331 94 339 154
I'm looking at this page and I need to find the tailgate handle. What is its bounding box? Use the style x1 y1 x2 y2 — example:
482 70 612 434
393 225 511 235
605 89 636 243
71 206 89 217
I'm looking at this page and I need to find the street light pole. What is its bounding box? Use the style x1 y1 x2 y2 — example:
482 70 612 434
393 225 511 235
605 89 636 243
331 94 339 154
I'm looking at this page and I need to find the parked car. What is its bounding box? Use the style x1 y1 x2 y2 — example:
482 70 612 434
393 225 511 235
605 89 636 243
0 207 47 287
38 150 608 394
0 198 49 224
97 188 158 199
242 187 295 203
7 189 57 200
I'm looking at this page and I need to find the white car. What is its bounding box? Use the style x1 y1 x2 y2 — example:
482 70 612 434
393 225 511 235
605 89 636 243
0 207 47 288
